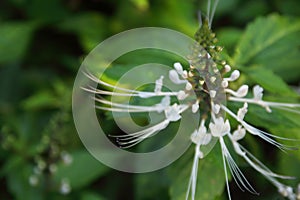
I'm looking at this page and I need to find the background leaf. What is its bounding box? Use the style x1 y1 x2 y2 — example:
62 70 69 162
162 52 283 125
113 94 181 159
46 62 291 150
57 12 106 52
243 67 297 96
0 22 36 64
233 14 300 82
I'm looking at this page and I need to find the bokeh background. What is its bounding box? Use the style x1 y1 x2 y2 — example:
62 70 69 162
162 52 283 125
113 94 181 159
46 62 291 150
1 0 300 199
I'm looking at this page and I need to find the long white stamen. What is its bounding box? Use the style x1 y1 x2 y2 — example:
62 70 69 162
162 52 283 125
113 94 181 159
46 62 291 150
192 146 200 200
220 137 258 195
229 97 300 111
83 71 180 98
111 120 169 139
94 97 162 111
239 146 297 199
94 95 171 113
220 137 232 200
197 10 202 27
186 145 200 200
238 145 294 180
209 0 220 27
82 86 179 98
115 120 170 148
221 105 297 151
111 104 189 148
229 131 294 180
275 106 300 115
207 0 211 23
95 106 159 113
84 71 143 94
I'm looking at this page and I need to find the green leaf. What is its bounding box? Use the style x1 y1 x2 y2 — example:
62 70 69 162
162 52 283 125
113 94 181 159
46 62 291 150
0 22 36 64
135 170 170 200
244 105 299 131
278 151 300 187
53 150 109 189
155 0 198 36
231 1 268 24
81 191 106 200
233 14 300 82
217 28 243 54
274 0 300 17
25 0 68 22
243 67 296 96
21 91 60 110
57 12 106 52
130 0 149 11
169 145 225 200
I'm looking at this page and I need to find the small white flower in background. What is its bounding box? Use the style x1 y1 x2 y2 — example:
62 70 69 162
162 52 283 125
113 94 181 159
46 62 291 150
29 175 39 186
37 159 46 171
60 178 71 195
49 164 57 174
82 0 300 199
61 151 73 165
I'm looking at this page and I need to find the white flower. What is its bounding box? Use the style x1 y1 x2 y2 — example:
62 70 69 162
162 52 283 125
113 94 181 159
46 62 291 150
84 56 300 200
253 85 264 100
169 69 187 84
154 76 164 94
225 85 249 98
165 104 182 122
82 12 300 198
232 125 246 141
155 96 171 113
230 126 247 156
237 103 248 121
185 82 193 90
224 70 240 82
222 80 229 88
177 90 189 100
224 64 231 72
190 120 211 147
209 90 216 98
174 62 185 75
192 101 199 113
212 103 220 114
209 117 230 137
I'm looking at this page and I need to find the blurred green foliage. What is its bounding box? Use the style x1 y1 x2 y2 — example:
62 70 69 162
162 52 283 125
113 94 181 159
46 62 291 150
0 0 300 200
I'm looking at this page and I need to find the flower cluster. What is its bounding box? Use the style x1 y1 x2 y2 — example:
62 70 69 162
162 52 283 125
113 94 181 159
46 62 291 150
84 60 300 199
83 1 300 199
